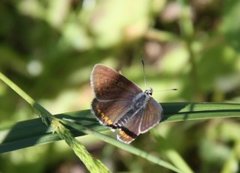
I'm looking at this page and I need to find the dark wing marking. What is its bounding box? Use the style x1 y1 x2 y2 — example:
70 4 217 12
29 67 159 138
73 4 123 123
91 64 142 100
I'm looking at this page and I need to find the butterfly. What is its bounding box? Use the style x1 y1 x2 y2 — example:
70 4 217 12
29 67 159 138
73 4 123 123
90 64 163 144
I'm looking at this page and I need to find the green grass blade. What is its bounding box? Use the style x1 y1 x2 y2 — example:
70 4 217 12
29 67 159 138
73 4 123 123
51 119 109 173
165 149 193 173
0 73 35 105
62 120 182 173
1 72 240 172
1 102 240 154
0 73 109 173
163 102 240 122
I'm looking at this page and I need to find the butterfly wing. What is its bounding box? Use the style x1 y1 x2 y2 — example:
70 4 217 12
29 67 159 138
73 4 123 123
91 64 142 101
117 108 144 143
91 64 142 127
140 98 163 133
92 98 131 126
117 98 162 143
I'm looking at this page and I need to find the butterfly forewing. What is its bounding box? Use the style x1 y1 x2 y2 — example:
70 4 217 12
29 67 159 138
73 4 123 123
91 64 142 100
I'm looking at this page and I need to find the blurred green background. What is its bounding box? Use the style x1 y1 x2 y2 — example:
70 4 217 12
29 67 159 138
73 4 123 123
1 0 240 172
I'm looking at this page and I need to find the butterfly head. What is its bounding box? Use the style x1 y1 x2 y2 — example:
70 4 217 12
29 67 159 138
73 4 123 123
144 88 153 96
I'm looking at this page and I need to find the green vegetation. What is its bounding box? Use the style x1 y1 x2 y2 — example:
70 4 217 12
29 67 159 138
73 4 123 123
1 0 240 172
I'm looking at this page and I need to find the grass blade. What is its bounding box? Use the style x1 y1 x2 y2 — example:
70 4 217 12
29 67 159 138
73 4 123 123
0 73 109 173
1 102 240 153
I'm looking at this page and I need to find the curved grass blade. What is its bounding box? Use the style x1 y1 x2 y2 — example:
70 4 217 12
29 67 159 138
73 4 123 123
62 119 182 173
0 72 109 173
1 102 240 153
1 72 240 172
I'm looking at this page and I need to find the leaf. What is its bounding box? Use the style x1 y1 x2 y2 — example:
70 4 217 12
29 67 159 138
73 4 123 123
1 102 240 153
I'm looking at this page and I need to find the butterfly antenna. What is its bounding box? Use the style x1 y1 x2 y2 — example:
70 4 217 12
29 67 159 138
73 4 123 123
141 59 147 88
154 88 178 93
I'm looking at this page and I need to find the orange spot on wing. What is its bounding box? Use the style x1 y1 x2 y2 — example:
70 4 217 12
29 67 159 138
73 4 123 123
96 108 113 125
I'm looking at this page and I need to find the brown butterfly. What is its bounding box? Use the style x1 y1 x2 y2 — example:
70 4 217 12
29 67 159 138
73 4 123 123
90 64 163 144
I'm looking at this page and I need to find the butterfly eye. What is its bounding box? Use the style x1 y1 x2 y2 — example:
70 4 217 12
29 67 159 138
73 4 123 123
144 88 153 96
149 88 153 96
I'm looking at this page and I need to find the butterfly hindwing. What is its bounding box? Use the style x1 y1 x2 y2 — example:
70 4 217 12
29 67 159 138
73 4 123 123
117 109 144 143
117 98 162 143
91 98 131 126
140 98 162 133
